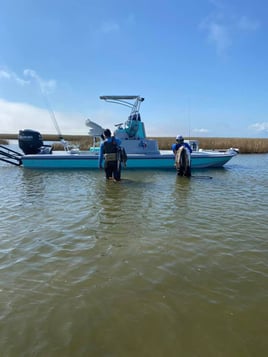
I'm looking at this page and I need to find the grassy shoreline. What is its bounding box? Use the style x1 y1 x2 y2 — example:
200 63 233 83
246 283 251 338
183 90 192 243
1 134 268 153
155 137 268 153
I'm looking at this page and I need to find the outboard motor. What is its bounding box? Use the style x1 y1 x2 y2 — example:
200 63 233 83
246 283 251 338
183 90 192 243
18 129 44 154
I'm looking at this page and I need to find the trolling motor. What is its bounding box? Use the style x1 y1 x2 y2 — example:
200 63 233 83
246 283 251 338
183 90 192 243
18 129 51 154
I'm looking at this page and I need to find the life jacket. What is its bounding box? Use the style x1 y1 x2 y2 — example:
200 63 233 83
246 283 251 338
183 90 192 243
103 137 118 162
103 137 128 165
103 138 118 153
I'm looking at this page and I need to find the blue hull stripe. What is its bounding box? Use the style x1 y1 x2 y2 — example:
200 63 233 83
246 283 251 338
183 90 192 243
21 153 234 169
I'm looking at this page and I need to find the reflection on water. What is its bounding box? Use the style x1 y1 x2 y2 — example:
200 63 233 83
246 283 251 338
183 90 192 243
0 155 268 356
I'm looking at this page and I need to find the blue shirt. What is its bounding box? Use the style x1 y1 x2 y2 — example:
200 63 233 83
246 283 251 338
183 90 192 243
98 137 122 168
172 142 192 154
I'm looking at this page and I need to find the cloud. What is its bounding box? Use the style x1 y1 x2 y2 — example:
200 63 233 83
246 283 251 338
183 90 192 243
249 122 268 133
0 68 29 86
23 69 56 94
0 70 10 79
0 98 86 135
0 65 140 136
237 16 260 31
200 12 232 55
100 21 120 33
200 4 260 56
0 67 56 94
0 98 54 133
207 22 231 55
193 128 210 134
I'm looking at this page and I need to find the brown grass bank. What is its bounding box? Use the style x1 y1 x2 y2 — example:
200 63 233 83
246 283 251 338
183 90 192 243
0 139 9 145
1 134 268 153
65 136 268 153
154 137 268 153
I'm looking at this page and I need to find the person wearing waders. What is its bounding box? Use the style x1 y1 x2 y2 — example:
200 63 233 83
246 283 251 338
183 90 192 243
172 135 192 177
98 129 122 181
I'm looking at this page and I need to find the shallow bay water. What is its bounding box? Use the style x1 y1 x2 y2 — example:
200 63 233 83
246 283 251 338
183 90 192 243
0 153 268 356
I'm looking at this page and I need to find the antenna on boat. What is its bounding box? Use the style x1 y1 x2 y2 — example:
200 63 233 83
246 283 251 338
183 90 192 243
187 97 191 139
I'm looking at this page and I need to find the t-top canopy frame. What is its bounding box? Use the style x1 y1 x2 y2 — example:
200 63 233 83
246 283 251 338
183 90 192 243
100 95 144 115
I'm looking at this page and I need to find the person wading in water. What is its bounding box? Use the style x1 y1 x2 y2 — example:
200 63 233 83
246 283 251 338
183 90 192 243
98 129 123 181
172 135 192 177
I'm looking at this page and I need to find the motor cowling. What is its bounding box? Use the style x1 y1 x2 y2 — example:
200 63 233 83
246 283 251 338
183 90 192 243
18 129 44 154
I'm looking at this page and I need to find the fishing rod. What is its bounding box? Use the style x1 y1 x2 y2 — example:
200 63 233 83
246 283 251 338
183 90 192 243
176 174 213 179
43 95 63 140
41 93 70 150
28 71 67 147
45 97 63 140
191 175 213 179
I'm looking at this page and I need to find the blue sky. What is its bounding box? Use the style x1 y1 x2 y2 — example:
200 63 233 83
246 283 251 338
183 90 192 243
0 0 268 138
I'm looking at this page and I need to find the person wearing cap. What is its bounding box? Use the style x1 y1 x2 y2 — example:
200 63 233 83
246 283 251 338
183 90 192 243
172 135 192 176
172 135 192 154
98 128 122 181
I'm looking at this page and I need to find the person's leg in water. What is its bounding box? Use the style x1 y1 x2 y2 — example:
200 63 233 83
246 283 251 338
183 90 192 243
105 162 113 180
184 166 191 177
113 161 121 181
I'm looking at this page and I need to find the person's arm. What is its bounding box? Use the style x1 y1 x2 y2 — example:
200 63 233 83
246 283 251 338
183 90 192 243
186 143 192 153
98 143 104 168
171 143 177 154
116 138 122 146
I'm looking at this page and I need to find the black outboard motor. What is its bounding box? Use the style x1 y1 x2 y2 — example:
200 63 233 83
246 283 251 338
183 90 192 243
18 129 44 154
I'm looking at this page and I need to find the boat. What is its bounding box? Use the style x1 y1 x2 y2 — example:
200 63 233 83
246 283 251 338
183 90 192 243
0 95 238 169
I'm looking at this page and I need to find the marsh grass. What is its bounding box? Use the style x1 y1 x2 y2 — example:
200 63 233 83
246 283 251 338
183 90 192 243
193 137 268 153
1 134 268 153
0 139 8 145
151 137 268 153
62 136 268 153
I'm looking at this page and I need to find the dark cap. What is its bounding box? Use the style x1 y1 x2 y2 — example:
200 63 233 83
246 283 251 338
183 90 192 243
176 135 184 141
103 129 111 137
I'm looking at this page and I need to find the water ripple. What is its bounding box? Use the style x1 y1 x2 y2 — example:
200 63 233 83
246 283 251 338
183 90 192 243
1 156 268 355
